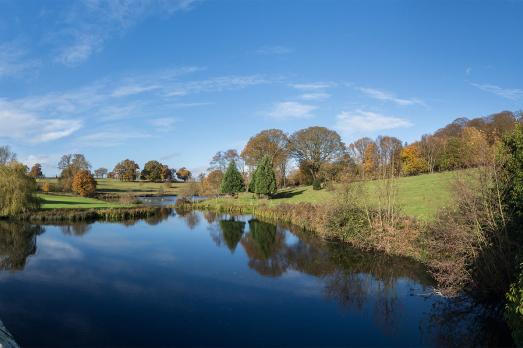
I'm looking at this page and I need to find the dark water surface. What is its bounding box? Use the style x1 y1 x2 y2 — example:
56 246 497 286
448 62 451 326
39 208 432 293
0 210 512 347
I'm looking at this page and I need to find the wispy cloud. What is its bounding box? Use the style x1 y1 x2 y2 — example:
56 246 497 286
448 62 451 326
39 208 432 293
357 87 425 106
112 84 160 97
0 101 82 142
470 82 523 100
149 117 177 131
0 41 40 78
76 131 151 147
336 110 412 133
299 92 330 101
54 0 200 66
268 101 317 120
290 82 334 90
255 45 293 55
164 75 272 96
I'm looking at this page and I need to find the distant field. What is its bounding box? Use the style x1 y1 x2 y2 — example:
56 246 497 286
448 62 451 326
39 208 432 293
38 178 186 196
201 171 458 220
38 193 126 209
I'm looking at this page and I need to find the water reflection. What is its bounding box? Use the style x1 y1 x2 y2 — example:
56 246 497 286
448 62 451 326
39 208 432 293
0 221 42 271
0 211 512 346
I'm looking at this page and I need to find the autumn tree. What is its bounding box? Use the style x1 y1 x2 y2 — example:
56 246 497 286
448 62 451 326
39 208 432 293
401 144 428 176
289 127 346 182
161 165 172 181
209 150 241 172
0 145 16 165
250 155 277 197
28 163 44 178
241 129 289 186
461 127 489 167
176 167 192 182
221 161 245 196
363 142 378 177
113 159 139 181
141 160 164 181
0 162 40 216
58 154 91 191
72 170 97 197
202 170 224 195
94 168 108 178
349 137 373 178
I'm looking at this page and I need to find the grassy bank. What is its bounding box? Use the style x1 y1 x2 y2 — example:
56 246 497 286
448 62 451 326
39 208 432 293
37 178 186 197
200 171 457 220
38 193 127 209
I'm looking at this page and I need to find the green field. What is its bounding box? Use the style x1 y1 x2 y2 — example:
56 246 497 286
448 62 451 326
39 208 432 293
38 178 186 196
200 171 458 220
38 194 126 209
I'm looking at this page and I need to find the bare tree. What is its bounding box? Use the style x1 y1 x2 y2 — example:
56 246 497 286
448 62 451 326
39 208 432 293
0 146 16 165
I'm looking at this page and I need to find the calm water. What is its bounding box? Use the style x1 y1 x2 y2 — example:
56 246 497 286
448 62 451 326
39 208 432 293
0 210 512 347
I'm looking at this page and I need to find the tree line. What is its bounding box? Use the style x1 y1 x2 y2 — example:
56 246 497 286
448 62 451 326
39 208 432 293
198 110 522 197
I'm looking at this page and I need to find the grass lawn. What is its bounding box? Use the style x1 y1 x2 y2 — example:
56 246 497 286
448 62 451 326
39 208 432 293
38 178 186 196
38 193 127 209
201 171 459 220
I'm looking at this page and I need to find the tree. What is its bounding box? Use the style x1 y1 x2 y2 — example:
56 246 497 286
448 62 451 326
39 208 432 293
0 145 16 165
220 161 245 195
94 168 108 179
28 163 44 178
113 159 139 181
202 170 224 195
251 155 277 197
241 129 289 186
209 150 241 172
0 162 40 217
176 167 192 182
161 165 172 181
363 142 378 176
401 144 428 176
289 127 346 181
349 137 374 178
72 170 97 197
141 160 164 181
58 154 91 192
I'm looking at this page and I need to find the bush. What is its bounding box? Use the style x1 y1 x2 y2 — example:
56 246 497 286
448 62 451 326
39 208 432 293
312 180 322 190
0 162 40 217
72 170 97 197
41 181 51 193
506 264 523 346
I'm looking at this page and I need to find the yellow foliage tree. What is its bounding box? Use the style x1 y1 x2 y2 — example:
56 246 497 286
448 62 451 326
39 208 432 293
401 144 429 176
363 143 378 177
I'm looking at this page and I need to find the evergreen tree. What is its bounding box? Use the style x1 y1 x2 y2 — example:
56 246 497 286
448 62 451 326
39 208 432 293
220 161 245 195
253 155 277 197
248 165 260 193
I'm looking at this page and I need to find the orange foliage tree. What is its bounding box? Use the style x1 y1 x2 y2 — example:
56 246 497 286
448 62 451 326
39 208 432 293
72 170 97 197
401 144 428 176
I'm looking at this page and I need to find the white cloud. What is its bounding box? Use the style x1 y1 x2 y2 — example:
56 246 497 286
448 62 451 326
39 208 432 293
299 92 330 101
76 131 151 147
54 0 200 66
268 102 317 120
290 82 333 90
470 82 523 100
336 110 412 133
0 42 39 78
0 102 82 142
149 117 177 130
112 84 160 97
357 87 425 106
165 75 271 96
255 45 293 55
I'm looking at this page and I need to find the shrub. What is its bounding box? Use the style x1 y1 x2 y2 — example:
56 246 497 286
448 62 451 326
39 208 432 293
72 170 97 197
41 182 51 193
312 180 322 190
506 264 523 346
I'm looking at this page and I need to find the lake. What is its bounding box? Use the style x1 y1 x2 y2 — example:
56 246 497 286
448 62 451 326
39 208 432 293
0 209 512 347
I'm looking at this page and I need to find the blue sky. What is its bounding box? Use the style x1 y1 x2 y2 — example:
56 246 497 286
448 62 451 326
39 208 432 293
0 0 522 176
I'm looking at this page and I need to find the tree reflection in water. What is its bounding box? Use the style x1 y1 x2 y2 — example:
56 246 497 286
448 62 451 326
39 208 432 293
0 221 43 271
218 219 245 252
60 223 92 236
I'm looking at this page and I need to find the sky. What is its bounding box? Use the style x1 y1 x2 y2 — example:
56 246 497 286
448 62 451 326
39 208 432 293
0 0 522 176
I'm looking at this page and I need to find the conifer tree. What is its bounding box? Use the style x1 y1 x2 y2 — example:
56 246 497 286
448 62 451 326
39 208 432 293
253 155 277 197
220 161 245 195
